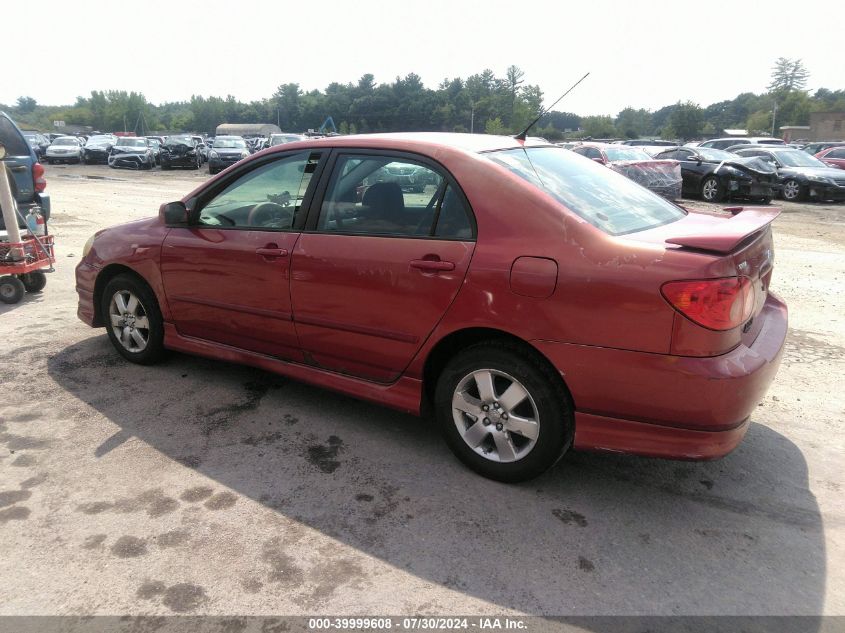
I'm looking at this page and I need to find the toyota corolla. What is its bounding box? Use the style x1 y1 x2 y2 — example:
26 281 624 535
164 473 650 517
75 133 787 482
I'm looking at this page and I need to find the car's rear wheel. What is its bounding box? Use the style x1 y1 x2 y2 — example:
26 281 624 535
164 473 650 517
782 179 804 201
701 176 724 202
21 271 47 293
101 274 165 365
434 342 572 482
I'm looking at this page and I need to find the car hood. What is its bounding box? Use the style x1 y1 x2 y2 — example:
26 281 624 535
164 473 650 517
713 156 777 177
162 143 194 155
112 146 148 154
213 147 246 154
86 142 112 150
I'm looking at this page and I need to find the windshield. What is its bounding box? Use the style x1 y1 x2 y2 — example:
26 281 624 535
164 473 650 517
146 138 161 146
53 138 78 146
487 147 685 236
772 150 827 168
117 138 147 147
604 147 652 162
166 136 193 146
87 136 113 145
213 138 247 149
697 148 736 161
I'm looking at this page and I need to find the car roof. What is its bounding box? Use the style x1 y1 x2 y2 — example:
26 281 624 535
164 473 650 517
287 132 554 154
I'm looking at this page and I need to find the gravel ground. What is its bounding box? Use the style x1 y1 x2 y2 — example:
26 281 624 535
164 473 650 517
0 162 843 617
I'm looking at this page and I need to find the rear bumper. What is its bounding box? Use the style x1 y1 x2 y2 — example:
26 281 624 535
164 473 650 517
534 293 787 459
808 184 845 201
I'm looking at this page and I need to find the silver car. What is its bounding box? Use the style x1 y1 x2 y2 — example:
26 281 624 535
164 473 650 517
46 136 84 164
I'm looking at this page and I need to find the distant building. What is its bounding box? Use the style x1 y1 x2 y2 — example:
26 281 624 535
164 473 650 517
215 123 282 137
807 112 845 141
779 126 810 143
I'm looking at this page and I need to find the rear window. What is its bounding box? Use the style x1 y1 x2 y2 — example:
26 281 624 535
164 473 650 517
0 116 31 156
486 147 685 236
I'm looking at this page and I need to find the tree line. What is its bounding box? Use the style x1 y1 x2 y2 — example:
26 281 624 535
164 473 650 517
5 59 844 140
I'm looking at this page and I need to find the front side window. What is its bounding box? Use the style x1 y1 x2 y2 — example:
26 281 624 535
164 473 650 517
318 154 472 238
198 151 320 230
826 148 845 159
487 147 685 236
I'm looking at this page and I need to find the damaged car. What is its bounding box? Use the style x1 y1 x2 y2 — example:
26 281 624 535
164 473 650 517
654 146 778 203
734 146 845 202
108 137 156 170
159 135 202 170
207 136 250 174
573 143 681 199
83 134 117 164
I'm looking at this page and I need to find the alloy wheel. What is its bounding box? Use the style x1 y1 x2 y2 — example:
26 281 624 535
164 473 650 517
451 369 540 463
108 290 150 353
702 178 719 201
783 180 800 200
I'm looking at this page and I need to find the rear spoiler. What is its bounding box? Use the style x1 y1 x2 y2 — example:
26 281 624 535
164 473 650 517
665 207 781 253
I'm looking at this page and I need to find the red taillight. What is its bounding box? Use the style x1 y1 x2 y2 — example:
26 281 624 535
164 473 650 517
661 277 755 331
33 162 46 193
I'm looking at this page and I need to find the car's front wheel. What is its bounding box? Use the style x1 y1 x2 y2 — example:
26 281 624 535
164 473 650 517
434 342 573 482
782 179 805 201
701 176 724 202
101 274 166 365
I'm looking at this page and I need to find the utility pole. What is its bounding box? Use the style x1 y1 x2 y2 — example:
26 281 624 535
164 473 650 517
470 103 475 134
771 102 778 138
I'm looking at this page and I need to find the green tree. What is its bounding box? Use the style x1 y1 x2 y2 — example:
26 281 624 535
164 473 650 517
16 96 37 113
581 115 616 138
746 110 772 134
668 101 703 140
485 117 507 135
768 58 809 94
615 107 651 138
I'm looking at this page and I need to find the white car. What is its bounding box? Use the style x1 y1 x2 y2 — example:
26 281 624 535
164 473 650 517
45 136 84 164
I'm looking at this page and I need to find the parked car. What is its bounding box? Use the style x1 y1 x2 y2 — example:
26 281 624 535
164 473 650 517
699 137 785 150
145 136 164 165
191 135 209 163
22 131 50 159
815 146 845 170
75 133 787 482
207 136 250 174
83 134 117 164
108 137 156 170
364 162 437 193
803 141 845 155
268 133 307 148
45 136 84 164
654 146 778 203
619 139 677 147
572 143 681 199
733 146 845 201
159 135 202 170
0 112 50 233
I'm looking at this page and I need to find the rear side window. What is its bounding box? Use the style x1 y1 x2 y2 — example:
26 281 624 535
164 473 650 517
827 149 845 159
487 147 685 236
0 116 31 157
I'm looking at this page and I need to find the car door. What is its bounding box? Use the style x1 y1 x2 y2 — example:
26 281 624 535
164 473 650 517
290 151 476 383
160 150 326 360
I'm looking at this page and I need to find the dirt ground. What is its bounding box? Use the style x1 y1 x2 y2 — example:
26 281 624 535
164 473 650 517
0 162 843 618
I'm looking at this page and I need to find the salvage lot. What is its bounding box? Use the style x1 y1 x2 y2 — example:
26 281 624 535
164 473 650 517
1 162 843 616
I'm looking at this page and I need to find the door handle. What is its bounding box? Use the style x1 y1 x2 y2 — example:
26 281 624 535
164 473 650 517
410 259 455 272
256 246 288 258
10 165 26 172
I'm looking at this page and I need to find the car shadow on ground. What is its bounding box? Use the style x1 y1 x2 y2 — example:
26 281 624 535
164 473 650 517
46 335 826 621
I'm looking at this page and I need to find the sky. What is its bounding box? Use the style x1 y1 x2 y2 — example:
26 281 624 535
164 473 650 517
6 0 844 116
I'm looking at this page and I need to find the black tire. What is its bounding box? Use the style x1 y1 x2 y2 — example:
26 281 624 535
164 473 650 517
20 271 47 293
700 176 725 202
101 274 166 365
434 342 573 482
756 196 772 205
208 167 217 175
0 276 25 304
47 159 55 165
782 179 805 202
161 164 171 170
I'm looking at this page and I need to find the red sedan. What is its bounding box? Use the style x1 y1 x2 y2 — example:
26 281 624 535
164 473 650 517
75 133 787 482
815 146 845 170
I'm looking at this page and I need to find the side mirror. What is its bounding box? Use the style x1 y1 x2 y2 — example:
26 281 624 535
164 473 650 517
161 201 188 226
592 157 605 164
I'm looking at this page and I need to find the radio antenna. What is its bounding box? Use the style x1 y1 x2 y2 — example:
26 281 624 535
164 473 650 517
514 71 590 141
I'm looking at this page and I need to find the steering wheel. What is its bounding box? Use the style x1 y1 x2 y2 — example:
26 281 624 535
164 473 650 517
247 202 293 228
